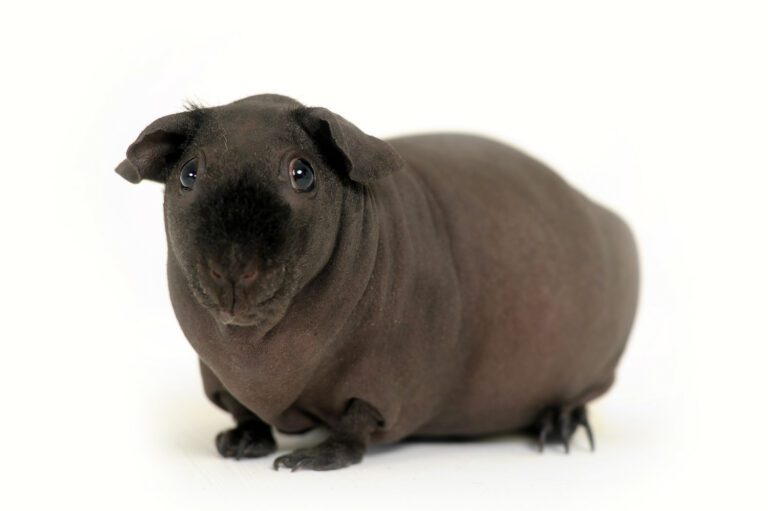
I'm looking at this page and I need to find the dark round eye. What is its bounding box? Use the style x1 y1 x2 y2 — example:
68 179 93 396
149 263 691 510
180 158 198 190
289 158 315 192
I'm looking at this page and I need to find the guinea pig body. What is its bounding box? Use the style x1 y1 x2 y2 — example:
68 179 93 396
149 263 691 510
385 134 639 438
118 94 638 470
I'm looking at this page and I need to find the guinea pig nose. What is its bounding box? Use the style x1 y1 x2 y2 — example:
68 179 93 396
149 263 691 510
207 261 226 281
240 269 259 284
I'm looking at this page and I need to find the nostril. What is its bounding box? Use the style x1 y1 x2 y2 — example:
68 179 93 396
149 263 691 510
210 268 223 280
241 270 258 283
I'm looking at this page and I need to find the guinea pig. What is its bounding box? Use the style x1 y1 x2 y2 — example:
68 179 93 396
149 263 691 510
116 93 639 471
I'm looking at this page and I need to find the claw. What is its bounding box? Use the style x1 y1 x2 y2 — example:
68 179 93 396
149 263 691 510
291 458 306 472
273 452 301 471
273 455 289 470
559 409 572 454
538 412 554 453
235 436 247 460
574 407 595 452
535 405 595 453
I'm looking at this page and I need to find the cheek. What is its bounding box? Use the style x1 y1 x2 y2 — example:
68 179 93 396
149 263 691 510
274 189 321 257
163 200 197 264
274 204 332 281
278 184 314 214
296 198 343 268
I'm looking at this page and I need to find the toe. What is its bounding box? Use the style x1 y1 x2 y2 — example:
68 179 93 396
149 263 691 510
273 453 297 470
574 406 595 452
537 409 555 452
217 426 275 459
216 429 239 457
235 436 248 460
558 409 572 454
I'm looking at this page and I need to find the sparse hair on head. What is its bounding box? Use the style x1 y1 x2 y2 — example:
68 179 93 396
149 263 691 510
183 98 208 112
182 98 211 131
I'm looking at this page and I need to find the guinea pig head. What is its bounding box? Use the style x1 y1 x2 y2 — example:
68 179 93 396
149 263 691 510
116 94 404 332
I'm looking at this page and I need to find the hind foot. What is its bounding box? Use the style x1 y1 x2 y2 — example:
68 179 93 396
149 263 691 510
536 405 594 453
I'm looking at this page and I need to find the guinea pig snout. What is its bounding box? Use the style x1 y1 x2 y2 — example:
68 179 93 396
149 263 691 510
199 259 262 316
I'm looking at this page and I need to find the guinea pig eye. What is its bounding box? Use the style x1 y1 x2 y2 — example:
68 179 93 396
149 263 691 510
288 158 315 192
180 158 198 190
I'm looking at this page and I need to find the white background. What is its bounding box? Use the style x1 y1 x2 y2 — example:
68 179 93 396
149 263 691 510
2 1 766 509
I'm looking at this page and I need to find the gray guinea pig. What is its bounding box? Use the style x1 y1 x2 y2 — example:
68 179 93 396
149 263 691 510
116 93 639 471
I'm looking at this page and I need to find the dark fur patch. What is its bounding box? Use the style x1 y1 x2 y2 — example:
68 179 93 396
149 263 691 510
192 177 291 267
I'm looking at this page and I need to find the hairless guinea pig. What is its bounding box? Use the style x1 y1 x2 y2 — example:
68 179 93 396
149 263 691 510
116 93 639 471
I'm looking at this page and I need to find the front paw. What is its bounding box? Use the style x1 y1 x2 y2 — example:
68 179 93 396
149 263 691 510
216 421 276 460
273 438 364 471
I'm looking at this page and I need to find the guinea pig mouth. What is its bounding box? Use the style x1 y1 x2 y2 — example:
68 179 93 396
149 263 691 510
214 297 275 326
227 282 278 310
216 311 260 326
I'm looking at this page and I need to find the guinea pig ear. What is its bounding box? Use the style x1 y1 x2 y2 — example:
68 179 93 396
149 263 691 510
297 107 404 183
115 112 197 184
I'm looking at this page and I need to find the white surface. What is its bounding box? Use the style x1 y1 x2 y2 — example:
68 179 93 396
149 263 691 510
2 1 767 509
